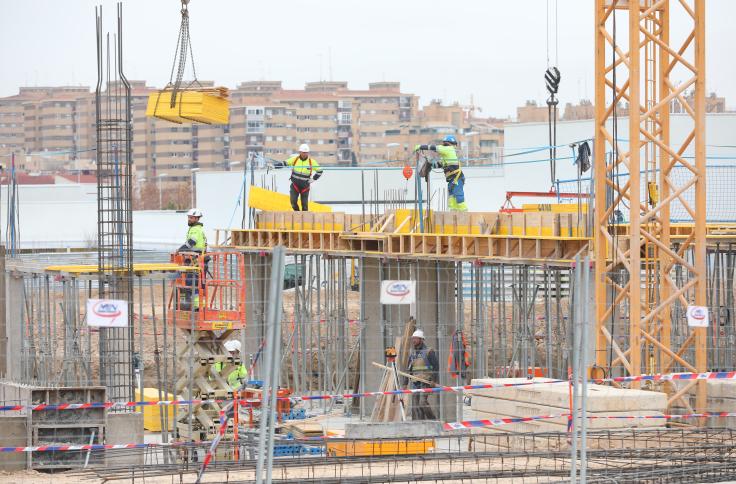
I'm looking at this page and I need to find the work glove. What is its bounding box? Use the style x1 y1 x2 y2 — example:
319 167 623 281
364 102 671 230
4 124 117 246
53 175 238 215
312 172 322 181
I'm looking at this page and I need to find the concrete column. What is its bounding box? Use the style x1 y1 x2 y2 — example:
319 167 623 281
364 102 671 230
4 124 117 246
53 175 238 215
5 270 23 381
244 253 270 377
361 258 457 422
360 258 384 414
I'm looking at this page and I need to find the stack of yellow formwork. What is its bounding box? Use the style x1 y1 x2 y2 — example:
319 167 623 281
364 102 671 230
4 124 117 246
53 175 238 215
248 185 332 213
146 87 230 124
135 387 176 431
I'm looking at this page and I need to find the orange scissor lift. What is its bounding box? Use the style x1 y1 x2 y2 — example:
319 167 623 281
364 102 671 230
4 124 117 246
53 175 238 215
169 250 248 442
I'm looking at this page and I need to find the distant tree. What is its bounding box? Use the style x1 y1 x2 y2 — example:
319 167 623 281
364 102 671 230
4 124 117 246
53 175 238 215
133 180 191 210
134 181 160 210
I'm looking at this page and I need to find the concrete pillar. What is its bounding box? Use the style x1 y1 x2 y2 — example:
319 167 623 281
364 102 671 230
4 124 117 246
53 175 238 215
5 270 22 381
244 253 270 378
360 258 384 414
361 258 457 422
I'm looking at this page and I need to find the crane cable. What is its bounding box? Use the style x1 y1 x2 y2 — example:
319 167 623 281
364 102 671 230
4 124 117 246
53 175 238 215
545 0 561 190
167 0 200 107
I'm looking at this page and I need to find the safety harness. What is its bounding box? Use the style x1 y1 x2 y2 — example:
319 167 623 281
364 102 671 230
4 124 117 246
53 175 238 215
291 157 314 193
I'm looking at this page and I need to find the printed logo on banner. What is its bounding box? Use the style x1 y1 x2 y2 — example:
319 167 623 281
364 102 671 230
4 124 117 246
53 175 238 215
686 305 709 328
87 299 128 327
380 280 416 305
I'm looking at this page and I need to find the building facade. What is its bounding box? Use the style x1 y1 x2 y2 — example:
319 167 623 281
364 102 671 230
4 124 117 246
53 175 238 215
0 81 504 185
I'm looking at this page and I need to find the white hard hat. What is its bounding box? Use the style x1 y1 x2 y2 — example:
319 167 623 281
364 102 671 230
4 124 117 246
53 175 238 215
412 329 425 339
298 143 310 153
224 340 241 352
187 208 203 218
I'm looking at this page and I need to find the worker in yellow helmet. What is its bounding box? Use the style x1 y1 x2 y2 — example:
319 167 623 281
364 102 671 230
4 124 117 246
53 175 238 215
214 340 249 389
276 143 323 211
414 135 468 211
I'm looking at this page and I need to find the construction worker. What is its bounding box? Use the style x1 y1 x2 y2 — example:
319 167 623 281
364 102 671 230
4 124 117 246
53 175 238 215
214 340 249 389
177 208 206 309
178 208 207 253
406 329 439 420
276 143 323 211
414 135 468 211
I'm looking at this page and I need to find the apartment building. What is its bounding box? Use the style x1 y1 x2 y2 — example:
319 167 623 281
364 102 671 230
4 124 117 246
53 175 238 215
562 99 595 121
672 91 727 114
517 100 558 123
0 81 505 185
0 86 95 171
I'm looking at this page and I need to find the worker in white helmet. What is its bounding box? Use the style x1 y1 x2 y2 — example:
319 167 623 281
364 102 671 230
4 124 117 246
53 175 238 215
276 143 323 211
406 329 439 420
177 208 207 310
214 339 249 389
178 208 207 253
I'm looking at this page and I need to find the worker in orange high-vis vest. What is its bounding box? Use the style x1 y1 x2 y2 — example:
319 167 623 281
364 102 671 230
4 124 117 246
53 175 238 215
276 143 324 211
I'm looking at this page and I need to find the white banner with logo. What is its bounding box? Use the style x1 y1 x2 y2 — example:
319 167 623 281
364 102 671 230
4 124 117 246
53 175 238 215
380 280 416 305
86 299 129 327
686 305 709 328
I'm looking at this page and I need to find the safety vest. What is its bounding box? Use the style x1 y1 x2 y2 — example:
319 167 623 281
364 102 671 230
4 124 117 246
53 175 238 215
435 145 462 181
285 155 323 181
214 361 248 388
185 223 207 251
408 346 435 382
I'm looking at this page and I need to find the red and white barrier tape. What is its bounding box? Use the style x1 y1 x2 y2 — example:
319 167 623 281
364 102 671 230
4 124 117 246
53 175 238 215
2 371 735 414
443 412 736 431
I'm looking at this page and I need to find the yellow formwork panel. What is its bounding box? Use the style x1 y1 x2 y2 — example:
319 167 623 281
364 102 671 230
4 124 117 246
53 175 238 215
523 203 589 213
146 90 230 125
326 439 434 457
248 185 332 213
44 263 197 275
135 388 176 432
394 209 433 234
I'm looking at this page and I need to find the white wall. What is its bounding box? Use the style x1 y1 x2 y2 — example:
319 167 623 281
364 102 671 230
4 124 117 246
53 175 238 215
0 183 190 250
132 210 187 251
503 113 736 220
0 184 97 249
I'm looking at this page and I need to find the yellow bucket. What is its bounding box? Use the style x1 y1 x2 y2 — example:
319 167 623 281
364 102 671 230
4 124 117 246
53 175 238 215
146 90 230 125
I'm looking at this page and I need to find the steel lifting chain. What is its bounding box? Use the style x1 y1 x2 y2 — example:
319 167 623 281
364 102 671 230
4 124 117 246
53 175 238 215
168 0 199 107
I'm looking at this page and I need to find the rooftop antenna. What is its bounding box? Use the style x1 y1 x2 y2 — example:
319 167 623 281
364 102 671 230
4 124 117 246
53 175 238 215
328 46 333 81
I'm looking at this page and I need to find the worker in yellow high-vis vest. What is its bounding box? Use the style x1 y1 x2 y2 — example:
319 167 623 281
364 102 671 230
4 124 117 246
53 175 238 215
214 340 248 389
276 143 324 211
414 135 468 211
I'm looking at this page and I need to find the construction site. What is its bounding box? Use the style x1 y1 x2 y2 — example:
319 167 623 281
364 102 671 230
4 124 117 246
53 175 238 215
2 0 736 483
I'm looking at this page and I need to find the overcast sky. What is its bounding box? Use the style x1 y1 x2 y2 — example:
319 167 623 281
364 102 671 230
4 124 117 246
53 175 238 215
2 0 734 118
